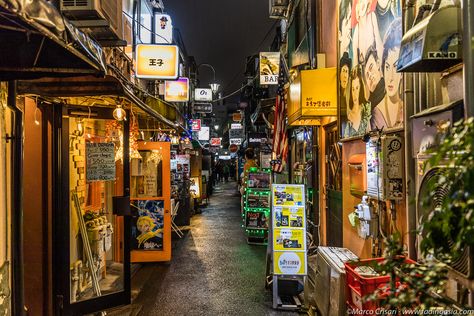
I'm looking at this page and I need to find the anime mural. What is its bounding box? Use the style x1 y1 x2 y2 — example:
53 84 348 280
339 0 403 139
131 200 165 250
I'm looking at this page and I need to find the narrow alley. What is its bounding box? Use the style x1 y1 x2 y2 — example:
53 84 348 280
120 181 296 316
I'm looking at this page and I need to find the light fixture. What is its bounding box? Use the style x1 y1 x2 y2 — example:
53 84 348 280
214 125 219 130
34 107 40 126
210 83 220 94
197 63 220 94
113 100 126 121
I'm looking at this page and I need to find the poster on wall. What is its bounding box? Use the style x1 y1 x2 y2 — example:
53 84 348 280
271 184 307 276
131 200 164 250
338 0 403 139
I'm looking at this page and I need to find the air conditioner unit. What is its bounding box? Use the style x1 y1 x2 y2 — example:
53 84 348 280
397 4 462 72
413 102 472 278
60 0 124 44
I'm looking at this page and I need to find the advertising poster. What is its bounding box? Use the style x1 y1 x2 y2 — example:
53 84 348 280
271 184 306 276
259 52 280 85
131 200 164 250
338 0 403 139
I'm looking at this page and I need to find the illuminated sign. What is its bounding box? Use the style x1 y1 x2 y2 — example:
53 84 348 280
191 119 201 131
198 126 210 141
259 52 280 85
193 103 212 113
301 68 337 117
135 44 179 79
164 77 189 102
210 138 221 146
155 14 173 44
231 123 242 129
230 138 242 145
194 88 213 102
232 113 242 122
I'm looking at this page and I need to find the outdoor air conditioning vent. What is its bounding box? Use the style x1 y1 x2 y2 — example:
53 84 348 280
63 0 88 6
417 165 474 279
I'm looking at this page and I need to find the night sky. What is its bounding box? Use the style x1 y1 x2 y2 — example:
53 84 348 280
164 0 276 103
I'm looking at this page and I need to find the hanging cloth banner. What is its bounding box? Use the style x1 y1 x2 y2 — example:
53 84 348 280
259 52 281 85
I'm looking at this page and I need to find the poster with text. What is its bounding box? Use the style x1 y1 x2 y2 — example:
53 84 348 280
339 0 403 139
271 184 306 276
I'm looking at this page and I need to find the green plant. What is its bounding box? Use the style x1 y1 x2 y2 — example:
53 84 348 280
420 117 474 260
365 233 449 311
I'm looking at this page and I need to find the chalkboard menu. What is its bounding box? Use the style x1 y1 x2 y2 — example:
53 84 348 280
86 142 116 181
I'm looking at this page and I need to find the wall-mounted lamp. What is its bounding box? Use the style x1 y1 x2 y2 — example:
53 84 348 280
198 63 220 94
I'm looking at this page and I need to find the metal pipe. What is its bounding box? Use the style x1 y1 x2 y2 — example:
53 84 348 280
403 0 418 260
7 81 25 315
462 0 474 117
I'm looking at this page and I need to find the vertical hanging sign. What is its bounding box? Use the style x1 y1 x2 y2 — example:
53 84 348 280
271 184 306 275
259 52 280 85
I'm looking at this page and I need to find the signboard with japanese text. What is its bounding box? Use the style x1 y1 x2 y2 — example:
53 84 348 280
194 88 213 102
198 126 210 141
86 142 116 181
193 103 212 113
229 138 242 145
210 138 221 146
164 77 189 102
271 184 306 276
231 123 242 129
135 44 179 79
259 52 280 85
301 68 337 117
154 14 173 44
191 119 201 131
232 113 242 122
229 129 244 139
248 132 267 146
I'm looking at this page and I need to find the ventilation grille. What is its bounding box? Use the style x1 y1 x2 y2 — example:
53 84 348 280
62 0 88 7
418 167 474 278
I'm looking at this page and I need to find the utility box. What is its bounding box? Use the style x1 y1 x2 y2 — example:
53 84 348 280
312 247 358 316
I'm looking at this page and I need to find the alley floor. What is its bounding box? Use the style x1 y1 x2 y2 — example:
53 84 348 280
109 181 299 316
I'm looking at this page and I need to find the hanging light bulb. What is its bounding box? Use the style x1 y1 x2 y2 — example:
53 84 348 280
113 101 126 121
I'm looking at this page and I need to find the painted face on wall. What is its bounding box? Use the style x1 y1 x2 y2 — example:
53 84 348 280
340 65 349 90
384 47 401 98
364 54 382 93
339 4 352 53
351 76 361 106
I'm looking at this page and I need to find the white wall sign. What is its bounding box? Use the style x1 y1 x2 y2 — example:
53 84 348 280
198 126 210 141
86 143 116 181
194 88 213 102
155 14 173 44
231 123 242 129
230 138 242 145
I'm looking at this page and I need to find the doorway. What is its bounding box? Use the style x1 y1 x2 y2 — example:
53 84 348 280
324 122 343 247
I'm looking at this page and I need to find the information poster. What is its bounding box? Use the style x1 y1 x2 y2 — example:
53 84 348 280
86 142 116 181
271 184 306 275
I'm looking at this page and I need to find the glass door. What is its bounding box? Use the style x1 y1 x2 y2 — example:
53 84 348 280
54 105 131 315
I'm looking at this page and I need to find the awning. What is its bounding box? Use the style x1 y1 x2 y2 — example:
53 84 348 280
16 75 187 132
0 0 106 80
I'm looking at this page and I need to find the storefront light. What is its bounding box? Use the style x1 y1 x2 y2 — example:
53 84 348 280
113 103 126 121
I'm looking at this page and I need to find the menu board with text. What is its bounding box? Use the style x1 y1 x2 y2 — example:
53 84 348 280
271 184 307 275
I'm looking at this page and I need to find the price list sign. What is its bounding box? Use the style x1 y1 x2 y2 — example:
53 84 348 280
86 142 116 181
271 184 307 275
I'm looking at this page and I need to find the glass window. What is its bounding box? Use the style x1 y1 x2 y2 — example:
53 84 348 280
69 117 125 303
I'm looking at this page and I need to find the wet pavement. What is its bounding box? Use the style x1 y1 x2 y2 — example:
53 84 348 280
128 181 299 316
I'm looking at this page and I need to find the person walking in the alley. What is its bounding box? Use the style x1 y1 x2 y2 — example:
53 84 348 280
223 163 230 182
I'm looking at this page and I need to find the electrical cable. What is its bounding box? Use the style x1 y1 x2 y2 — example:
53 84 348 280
211 74 258 103
123 10 171 44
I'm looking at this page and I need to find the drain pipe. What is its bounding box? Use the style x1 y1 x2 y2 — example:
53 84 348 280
7 81 24 315
403 0 417 260
462 0 474 117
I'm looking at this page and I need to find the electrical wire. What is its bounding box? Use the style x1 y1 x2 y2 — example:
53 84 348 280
211 74 258 103
123 10 171 44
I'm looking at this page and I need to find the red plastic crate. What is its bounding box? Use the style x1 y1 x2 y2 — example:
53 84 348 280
344 257 416 311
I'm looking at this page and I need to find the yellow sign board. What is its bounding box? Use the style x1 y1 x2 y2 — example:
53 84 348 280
273 251 306 275
272 184 307 276
164 77 189 102
287 68 337 125
135 44 179 79
301 68 337 116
